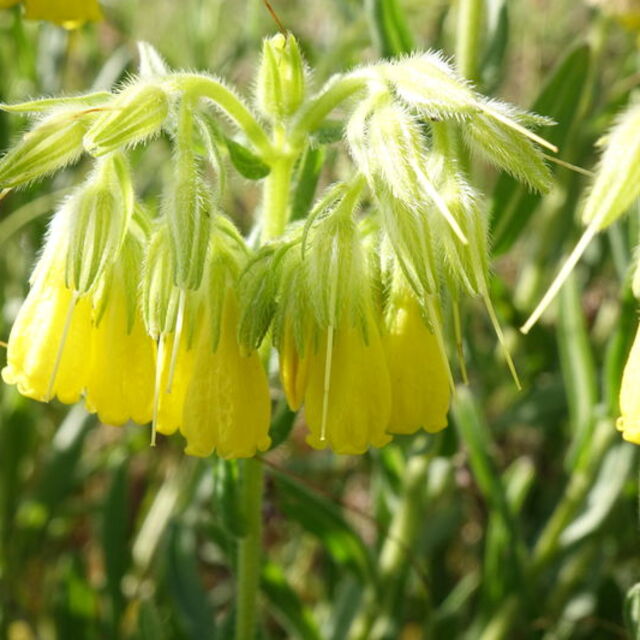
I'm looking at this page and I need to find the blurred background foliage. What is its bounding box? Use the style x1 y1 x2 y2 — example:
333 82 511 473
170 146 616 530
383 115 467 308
1 0 640 639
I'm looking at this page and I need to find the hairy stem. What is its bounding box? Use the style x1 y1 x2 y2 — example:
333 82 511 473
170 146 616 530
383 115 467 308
174 74 272 157
235 458 265 640
261 154 295 243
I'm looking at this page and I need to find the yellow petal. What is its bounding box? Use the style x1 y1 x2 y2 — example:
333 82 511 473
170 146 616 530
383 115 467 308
304 318 392 454
384 297 450 434
0 0 20 9
278 323 310 411
182 294 272 459
155 329 198 436
85 285 155 426
2 263 91 404
23 0 102 27
618 323 640 444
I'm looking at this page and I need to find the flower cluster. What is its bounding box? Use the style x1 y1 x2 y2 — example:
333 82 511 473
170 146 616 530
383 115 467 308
0 37 552 457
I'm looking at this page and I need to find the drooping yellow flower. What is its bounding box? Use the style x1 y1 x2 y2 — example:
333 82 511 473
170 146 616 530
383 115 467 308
23 0 103 28
617 323 640 444
304 315 392 454
279 321 311 412
181 293 272 459
2 258 92 404
384 295 450 434
84 279 155 426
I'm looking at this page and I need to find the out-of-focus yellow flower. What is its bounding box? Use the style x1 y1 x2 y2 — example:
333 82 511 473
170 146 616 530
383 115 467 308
22 0 103 28
617 324 640 443
0 0 20 9
304 315 392 454
384 295 450 434
587 0 640 30
2 258 92 404
181 293 272 458
279 321 310 412
84 279 155 426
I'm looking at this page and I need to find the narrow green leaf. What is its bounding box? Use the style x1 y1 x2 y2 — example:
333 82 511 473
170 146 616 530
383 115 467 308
274 472 374 581
261 561 323 640
481 0 509 92
366 0 415 58
213 459 247 537
452 388 526 597
557 272 598 470
560 443 636 547
30 406 94 522
165 520 216 640
101 456 131 626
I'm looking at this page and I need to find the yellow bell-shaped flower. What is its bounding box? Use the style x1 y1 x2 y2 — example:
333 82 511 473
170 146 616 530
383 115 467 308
304 314 392 454
181 293 272 459
2 259 92 404
23 0 103 28
384 295 450 434
84 280 155 426
279 321 311 412
617 323 640 444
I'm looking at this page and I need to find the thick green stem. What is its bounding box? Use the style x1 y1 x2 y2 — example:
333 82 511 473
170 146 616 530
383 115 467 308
235 458 264 640
261 155 295 243
234 128 297 639
455 0 485 83
290 74 367 143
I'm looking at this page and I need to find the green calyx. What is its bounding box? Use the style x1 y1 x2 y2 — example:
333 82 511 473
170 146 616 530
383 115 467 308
66 153 134 294
84 83 169 157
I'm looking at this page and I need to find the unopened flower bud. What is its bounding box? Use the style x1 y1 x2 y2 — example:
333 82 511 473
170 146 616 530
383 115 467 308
0 109 88 188
256 33 306 121
66 153 134 294
167 97 211 290
582 102 640 230
84 83 169 157
142 224 182 339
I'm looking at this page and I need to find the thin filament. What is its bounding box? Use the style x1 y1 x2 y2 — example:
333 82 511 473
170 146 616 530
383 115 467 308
520 215 602 334
320 324 335 444
47 291 78 400
151 335 165 447
483 292 521 390
482 104 558 153
425 296 455 393
166 290 185 394
452 300 469 385
417 172 468 245
543 153 594 177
